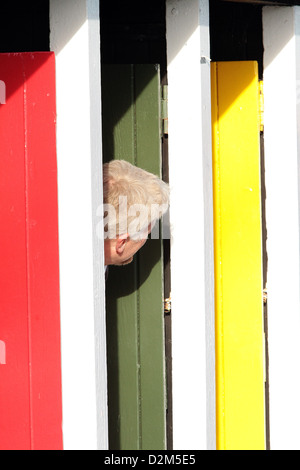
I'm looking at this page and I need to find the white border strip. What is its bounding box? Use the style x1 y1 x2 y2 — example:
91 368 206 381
50 0 108 450
263 5 300 450
166 0 215 450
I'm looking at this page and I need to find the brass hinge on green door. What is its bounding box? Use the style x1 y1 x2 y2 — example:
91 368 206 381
161 85 168 135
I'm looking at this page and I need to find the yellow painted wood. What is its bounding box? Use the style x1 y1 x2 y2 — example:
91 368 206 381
211 62 266 450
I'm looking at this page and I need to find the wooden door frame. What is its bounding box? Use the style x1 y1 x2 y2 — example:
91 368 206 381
263 5 300 450
166 0 216 450
50 0 108 450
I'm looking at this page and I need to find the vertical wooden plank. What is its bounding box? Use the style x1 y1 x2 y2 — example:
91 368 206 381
101 65 136 164
106 262 140 450
102 64 166 450
50 0 108 449
135 65 166 450
166 0 216 450
263 6 300 450
102 65 141 450
0 53 32 451
211 61 265 450
23 53 63 450
0 53 62 450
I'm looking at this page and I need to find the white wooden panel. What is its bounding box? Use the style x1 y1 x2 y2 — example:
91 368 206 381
166 0 215 450
50 0 108 450
263 5 300 450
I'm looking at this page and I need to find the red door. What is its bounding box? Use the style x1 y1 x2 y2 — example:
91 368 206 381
0 53 62 450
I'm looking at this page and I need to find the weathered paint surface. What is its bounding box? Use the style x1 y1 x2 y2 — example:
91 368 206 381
0 53 62 450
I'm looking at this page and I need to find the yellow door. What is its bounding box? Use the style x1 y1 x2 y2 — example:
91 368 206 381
211 61 266 450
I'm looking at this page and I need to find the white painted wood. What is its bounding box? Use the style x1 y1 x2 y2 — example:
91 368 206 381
50 0 108 450
166 0 215 450
263 5 300 450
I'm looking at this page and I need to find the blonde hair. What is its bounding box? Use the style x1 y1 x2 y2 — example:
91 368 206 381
103 160 169 239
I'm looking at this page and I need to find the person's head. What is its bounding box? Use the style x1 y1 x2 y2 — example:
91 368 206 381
103 160 169 266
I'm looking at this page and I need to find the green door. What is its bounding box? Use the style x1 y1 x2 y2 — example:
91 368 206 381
101 64 166 450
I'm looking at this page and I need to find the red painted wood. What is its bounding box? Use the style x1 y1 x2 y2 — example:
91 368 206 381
0 53 62 450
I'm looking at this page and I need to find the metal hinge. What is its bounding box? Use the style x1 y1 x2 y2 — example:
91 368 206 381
259 80 264 133
263 288 267 304
164 294 171 314
161 84 168 135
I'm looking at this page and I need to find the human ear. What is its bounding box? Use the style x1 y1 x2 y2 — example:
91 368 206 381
116 234 129 255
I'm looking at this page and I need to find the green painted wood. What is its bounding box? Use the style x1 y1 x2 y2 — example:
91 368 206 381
102 64 166 450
